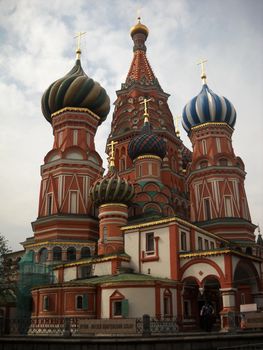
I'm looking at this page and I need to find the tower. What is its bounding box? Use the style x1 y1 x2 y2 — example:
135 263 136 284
90 143 134 255
27 43 110 263
183 63 256 243
107 18 191 219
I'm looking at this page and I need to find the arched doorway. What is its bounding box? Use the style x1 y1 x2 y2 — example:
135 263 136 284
234 260 260 307
182 277 200 329
202 277 222 329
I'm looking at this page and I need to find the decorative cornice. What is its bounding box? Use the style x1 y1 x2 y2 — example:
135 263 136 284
136 155 161 161
24 241 96 249
186 165 246 182
190 122 233 132
180 249 263 262
53 254 131 269
99 203 128 209
122 216 229 243
51 107 100 120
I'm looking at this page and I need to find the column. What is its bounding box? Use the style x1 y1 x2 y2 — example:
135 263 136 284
219 288 237 331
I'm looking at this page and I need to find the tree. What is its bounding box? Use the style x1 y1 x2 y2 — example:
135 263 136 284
0 234 13 292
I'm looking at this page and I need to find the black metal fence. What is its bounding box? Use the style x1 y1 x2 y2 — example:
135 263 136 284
0 315 179 336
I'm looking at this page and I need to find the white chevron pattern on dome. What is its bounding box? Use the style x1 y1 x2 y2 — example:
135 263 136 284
182 84 236 133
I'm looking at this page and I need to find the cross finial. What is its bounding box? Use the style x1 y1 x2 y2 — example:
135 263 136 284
137 6 141 22
74 31 86 60
140 98 152 122
107 140 118 168
175 115 181 137
197 59 208 84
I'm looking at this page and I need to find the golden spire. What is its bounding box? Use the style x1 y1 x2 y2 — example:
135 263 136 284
197 59 208 84
175 115 181 137
107 140 118 168
140 98 152 122
74 31 86 60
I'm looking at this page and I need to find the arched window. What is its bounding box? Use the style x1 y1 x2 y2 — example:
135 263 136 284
53 246 62 261
245 247 253 255
119 158 126 171
163 289 172 317
81 247 91 259
67 247 76 261
76 295 83 309
219 158 228 166
39 248 48 263
200 160 208 169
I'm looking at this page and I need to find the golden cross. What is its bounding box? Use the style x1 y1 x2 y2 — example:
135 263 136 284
140 98 152 116
197 59 208 84
107 140 118 167
175 115 181 136
74 31 86 59
137 6 141 22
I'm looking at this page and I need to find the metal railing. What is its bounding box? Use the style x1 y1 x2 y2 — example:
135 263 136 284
1 315 179 336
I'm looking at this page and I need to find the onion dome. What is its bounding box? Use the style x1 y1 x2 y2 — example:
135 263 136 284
130 16 149 38
90 166 134 206
41 58 110 124
128 120 166 161
182 83 236 133
182 62 236 134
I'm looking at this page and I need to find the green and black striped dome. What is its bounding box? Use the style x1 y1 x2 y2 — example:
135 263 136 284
41 59 110 123
90 166 134 205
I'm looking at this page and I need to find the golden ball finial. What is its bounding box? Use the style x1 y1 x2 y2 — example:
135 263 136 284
130 16 149 38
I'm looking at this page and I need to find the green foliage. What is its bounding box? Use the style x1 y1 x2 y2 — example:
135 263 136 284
0 234 11 285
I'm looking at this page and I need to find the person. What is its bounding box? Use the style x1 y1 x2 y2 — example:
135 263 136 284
200 302 214 332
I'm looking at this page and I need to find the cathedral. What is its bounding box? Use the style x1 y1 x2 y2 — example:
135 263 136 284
16 18 263 332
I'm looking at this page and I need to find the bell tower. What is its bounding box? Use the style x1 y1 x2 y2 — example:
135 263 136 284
183 63 256 242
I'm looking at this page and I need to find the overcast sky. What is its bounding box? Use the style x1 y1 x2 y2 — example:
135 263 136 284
0 0 262 251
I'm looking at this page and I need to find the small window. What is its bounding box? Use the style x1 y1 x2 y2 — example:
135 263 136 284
204 198 211 220
81 247 91 258
76 294 88 310
113 301 122 316
200 160 208 169
86 132 90 147
204 239 209 250
39 248 48 263
119 158 125 171
103 227 108 242
73 129 78 145
164 296 171 316
46 193 53 215
216 138 221 153
70 191 78 214
202 140 207 155
76 295 83 309
198 237 203 250
53 246 62 261
224 196 233 217
146 232 154 253
67 247 76 261
241 293 246 305
181 232 187 251
210 241 215 250
58 132 63 147
43 296 49 311
219 158 228 166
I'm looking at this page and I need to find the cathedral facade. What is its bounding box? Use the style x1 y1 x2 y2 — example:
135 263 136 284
19 19 263 331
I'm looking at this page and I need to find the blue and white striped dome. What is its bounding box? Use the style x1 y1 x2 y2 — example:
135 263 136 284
182 84 236 133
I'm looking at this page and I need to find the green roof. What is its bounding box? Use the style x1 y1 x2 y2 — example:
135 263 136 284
72 273 177 285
